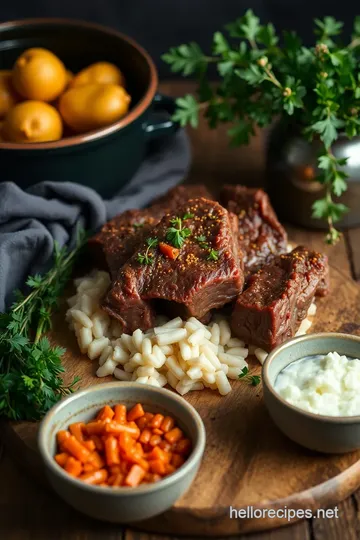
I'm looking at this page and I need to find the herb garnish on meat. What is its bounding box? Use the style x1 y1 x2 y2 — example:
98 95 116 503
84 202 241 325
133 222 144 229
239 366 261 386
207 249 220 261
166 216 192 249
195 235 209 249
136 237 159 265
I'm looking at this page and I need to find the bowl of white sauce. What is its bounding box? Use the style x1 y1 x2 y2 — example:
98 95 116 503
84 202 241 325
262 333 360 453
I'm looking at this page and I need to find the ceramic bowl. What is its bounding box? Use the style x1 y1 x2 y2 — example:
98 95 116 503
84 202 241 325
0 19 178 197
262 332 360 453
38 382 206 523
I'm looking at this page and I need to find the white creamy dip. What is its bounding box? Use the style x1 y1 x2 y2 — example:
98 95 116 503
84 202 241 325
274 351 360 416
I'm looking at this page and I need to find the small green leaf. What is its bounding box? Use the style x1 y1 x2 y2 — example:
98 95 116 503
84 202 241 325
315 16 343 37
172 95 200 128
213 32 229 55
236 65 264 86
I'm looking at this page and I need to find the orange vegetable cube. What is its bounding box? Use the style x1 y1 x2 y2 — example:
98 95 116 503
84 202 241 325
160 416 175 433
62 435 91 463
82 440 96 452
69 422 85 442
171 454 185 469
149 413 164 429
54 452 69 467
124 465 146 487
64 456 83 477
85 421 106 436
148 459 166 475
127 403 145 422
104 436 120 466
136 416 148 430
175 438 192 456
139 428 152 444
79 469 108 485
97 405 115 422
114 404 127 424
149 434 162 447
164 427 183 444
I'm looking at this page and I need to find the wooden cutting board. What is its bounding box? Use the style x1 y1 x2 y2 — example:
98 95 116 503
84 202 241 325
3 225 360 536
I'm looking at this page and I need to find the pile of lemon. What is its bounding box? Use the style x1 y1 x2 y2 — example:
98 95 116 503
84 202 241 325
0 48 131 143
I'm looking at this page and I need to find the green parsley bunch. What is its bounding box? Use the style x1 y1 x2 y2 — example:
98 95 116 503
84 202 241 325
0 229 87 420
163 11 360 244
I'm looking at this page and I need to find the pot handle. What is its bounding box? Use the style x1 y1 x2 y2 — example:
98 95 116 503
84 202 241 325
144 93 179 140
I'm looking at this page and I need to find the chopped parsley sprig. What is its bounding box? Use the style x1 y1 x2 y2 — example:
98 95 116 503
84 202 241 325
136 237 159 265
207 249 220 261
195 235 209 249
162 10 360 243
0 229 87 421
166 214 193 249
239 366 261 386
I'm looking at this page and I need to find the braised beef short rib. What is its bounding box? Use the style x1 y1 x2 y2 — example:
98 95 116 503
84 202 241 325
102 198 244 332
88 185 213 278
220 185 288 276
231 246 329 351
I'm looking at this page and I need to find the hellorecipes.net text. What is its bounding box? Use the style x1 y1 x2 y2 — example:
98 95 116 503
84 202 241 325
229 506 339 521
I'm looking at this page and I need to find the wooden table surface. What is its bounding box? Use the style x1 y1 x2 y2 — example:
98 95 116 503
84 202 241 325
2 81 360 540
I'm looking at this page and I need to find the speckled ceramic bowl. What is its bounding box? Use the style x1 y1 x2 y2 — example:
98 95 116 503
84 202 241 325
38 382 206 523
263 333 360 454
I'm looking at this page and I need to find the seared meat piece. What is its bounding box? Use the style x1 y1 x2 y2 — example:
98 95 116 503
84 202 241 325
231 246 329 351
220 185 288 276
151 184 214 213
102 198 244 333
88 185 214 278
88 209 158 278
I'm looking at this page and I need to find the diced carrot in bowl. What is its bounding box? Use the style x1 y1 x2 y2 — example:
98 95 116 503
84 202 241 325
53 401 192 489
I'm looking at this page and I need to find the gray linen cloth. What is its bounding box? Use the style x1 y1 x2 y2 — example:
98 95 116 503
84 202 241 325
0 130 190 311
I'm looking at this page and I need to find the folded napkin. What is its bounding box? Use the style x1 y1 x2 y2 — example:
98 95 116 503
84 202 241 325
0 130 191 311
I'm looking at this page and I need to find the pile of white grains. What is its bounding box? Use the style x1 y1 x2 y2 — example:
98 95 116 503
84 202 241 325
66 270 316 395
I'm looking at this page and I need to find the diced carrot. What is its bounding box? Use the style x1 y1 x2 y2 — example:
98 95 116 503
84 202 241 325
118 432 135 454
114 404 127 424
136 416 148 430
69 422 85 442
143 412 154 423
147 446 168 463
108 474 116 485
120 461 131 475
124 465 146 487
64 457 83 477
104 421 139 438
164 427 183 444
109 465 122 475
89 435 104 451
152 428 163 436
62 435 91 463
104 436 120 466
112 473 124 487
88 451 105 469
83 462 97 473
138 459 150 472
144 473 162 483
54 452 69 467
135 442 144 457
159 440 172 452
149 413 164 429
96 405 115 422
79 469 108 485
171 454 185 469
160 416 175 433
139 428 152 444
164 463 176 475
127 403 145 422
148 459 166 475
57 430 71 449
149 434 162 447
82 440 96 452
85 421 106 436
159 242 180 260
175 438 192 456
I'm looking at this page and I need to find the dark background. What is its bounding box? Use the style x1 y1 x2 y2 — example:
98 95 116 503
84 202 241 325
0 1 358 77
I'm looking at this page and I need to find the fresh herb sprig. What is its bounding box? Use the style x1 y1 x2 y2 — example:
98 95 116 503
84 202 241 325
207 249 220 261
163 11 360 243
166 214 193 249
0 230 87 421
137 237 159 265
195 235 209 249
239 366 261 386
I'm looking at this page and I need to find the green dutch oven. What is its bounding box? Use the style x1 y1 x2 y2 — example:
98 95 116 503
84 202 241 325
0 19 179 197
